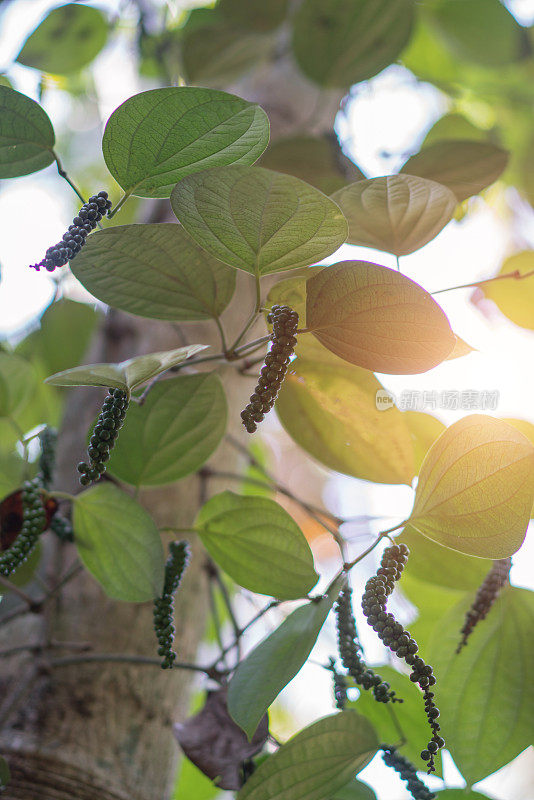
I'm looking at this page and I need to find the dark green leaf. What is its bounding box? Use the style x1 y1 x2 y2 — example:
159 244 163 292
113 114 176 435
292 0 415 88
71 224 236 321
219 0 289 32
0 352 36 418
107 375 227 487
0 85 55 178
171 165 347 276
102 87 269 198
330 780 377 800
183 25 274 88
73 483 165 602
195 491 318 599
16 4 108 75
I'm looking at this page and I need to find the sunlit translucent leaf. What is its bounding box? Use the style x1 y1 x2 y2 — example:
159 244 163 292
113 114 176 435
0 85 55 178
102 87 269 198
237 711 378 800
266 268 324 331
292 0 415 88
276 340 415 484
182 25 273 88
401 140 509 202
427 587 534 784
332 175 456 256
445 335 475 360
409 415 534 558
195 491 318 599
228 580 342 738
504 418 534 517
423 114 490 147
479 251 534 330
44 344 207 391
403 410 445 473
0 352 36 418
401 15 461 86
73 483 165 601
171 165 347 276
107 375 227 487
330 780 377 800
16 4 108 75
219 0 289 31
259 136 365 196
71 224 236 321
306 262 455 374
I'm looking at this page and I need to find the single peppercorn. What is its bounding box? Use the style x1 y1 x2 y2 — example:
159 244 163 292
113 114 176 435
77 388 129 485
153 541 190 669
241 305 299 433
30 191 112 272
0 479 47 577
381 746 436 800
456 558 511 653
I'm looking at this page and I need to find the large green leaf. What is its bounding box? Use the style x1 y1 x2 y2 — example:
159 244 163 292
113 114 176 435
237 711 378 800
479 251 534 331
102 87 269 198
71 224 235 322
427 587 534 785
275 341 415 485
195 491 318 599
182 24 273 88
0 352 36 418
73 483 165 602
331 175 456 256
401 140 509 202
422 114 489 147
409 415 534 558
306 262 455 374
171 165 347 276
107 375 227 487
292 0 415 88
403 410 446 473
45 344 207 391
228 580 341 738
16 4 108 75
0 85 55 178
219 0 289 31
330 780 377 800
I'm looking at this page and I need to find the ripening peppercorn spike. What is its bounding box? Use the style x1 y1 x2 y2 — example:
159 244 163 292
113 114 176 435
381 746 436 800
0 479 48 577
38 426 57 489
29 191 112 272
153 541 190 669
241 304 298 433
362 544 443 773
326 657 348 710
78 388 129 485
456 557 511 654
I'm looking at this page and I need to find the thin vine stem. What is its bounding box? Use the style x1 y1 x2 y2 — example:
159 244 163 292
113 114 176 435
214 316 228 352
49 652 217 676
54 153 103 229
228 273 263 352
0 576 36 606
107 189 132 219
343 521 407 571
431 268 534 295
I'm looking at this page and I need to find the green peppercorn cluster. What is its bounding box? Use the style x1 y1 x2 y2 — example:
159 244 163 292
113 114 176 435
50 515 74 543
38 426 57 489
77 388 129 485
456 557 511 654
335 585 401 704
362 544 444 773
381 746 436 800
30 191 112 272
327 657 348 710
0 479 46 577
241 304 298 433
153 541 190 669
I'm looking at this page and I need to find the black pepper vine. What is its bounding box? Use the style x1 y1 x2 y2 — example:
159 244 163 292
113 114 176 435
30 191 112 272
240 304 298 433
381 746 436 800
456 557 511 654
0 479 47 577
153 541 190 669
77 388 129 485
362 544 444 773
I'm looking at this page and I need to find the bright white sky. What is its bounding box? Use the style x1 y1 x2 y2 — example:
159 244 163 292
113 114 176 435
0 2 533 799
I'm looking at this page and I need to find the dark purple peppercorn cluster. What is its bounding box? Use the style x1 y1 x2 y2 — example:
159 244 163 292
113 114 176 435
77 388 129 485
381 746 436 800
362 543 444 773
327 657 348 710
153 541 190 669
30 191 112 272
241 304 298 433
456 557 511 653
335 585 402 704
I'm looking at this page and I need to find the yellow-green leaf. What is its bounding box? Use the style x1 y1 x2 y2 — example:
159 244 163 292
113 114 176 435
0 353 36 418
403 411 446 474
306 262 455 374
331 175 456 256
409 415 534 558
479 251 534 330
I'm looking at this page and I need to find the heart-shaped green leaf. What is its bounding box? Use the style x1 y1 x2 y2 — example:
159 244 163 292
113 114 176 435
479 251 534 331
44 344 207 391
0 352 36 418
409 415 534 558
71 224 236 322
401 140 509 202
228 579 342 738
102 87 269 198
195 491 318 599
73 483 165 601
0 85 55 178
236 711 378 800
107 375 227 487
331 175 457 256
171 165 347 276
292 0 415 88
306 262 455 374
16 3 108 75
